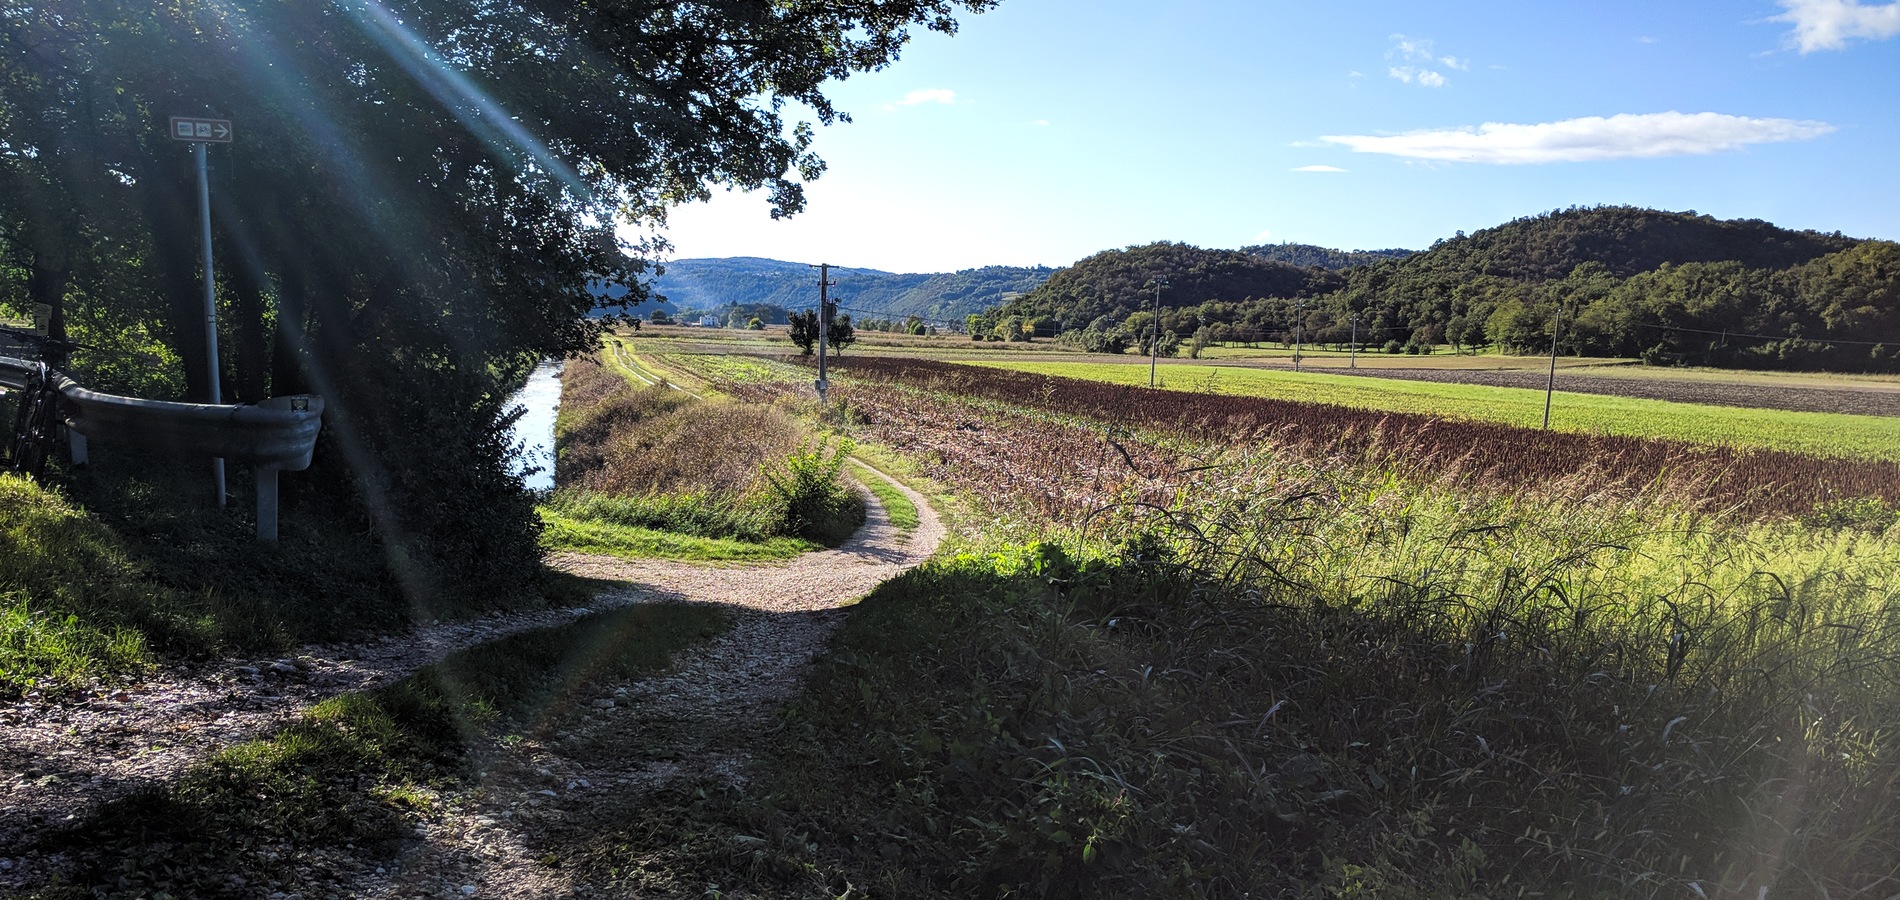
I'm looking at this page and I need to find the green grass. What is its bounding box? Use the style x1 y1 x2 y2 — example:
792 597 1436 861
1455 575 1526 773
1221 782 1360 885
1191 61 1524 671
571 450 1900 896
0 463 596 699
853 462 919 535
32 601 729 899
660 350 809 386
975 359 1900 461
538 505 818 562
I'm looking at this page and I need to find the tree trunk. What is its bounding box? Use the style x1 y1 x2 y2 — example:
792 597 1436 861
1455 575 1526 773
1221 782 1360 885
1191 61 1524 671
140 158 212 402
228 267 270 403
25 251 69 346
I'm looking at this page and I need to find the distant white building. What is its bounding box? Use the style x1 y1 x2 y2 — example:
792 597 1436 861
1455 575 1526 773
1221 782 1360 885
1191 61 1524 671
699 315 721 327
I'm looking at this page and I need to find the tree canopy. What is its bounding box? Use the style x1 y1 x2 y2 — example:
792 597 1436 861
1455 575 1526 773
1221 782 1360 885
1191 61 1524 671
0 0 997 597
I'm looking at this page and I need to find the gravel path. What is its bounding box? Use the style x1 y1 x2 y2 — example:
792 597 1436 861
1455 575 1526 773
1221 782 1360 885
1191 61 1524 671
0 598 658 893
0 463 943 897
339 462 945 899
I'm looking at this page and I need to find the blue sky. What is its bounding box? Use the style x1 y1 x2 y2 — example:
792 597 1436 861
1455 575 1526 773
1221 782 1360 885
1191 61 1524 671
649 0 1900 273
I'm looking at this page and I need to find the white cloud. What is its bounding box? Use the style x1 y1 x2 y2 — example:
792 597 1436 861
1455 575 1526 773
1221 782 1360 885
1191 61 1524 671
1385 35 1460 87
1030 119 1050 127
1388 66 1448 87
1773 0 1900 52
1390 34 1437 61
1253 229 1275 242
1636 35 1661 44
1319 111 1834 165
1292 165 1348 173
895 88 958 107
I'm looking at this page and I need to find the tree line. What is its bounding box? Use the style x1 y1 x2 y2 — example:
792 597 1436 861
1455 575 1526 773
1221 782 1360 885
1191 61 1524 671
985 208 1900 372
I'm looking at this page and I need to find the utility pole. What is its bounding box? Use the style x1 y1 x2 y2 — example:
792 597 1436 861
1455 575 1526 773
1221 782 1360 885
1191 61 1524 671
1293 297 1304 372
1543 303 1567 430
811 263 835 403
1148 277 1168 388
1349 312 1359 370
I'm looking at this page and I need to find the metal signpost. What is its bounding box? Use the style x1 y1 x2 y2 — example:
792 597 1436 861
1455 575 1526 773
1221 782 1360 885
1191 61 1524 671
170 116 232 505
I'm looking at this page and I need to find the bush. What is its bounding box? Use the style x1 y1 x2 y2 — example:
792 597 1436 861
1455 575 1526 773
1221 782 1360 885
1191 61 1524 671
757 436 864 544
1384 339 1405 354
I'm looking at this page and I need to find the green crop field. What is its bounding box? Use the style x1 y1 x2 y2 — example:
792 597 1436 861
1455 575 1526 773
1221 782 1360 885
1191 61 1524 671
972 359 1900 461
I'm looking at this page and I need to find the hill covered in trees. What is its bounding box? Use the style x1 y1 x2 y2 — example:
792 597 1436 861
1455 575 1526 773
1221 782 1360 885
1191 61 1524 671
1242 242 1414 270
984 208 1900 373
977 242 1341 334
604 257 1053 323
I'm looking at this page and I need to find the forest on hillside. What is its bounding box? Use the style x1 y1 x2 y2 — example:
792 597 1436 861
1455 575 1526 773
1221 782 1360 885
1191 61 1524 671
981 208 1900 373
1242 242 1414 270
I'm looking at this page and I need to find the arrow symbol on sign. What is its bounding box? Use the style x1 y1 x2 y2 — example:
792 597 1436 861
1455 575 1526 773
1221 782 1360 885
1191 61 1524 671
214 123 230 139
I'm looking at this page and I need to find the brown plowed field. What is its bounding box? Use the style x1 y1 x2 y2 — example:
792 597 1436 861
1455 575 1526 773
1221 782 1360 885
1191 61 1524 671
1327 366 1900 417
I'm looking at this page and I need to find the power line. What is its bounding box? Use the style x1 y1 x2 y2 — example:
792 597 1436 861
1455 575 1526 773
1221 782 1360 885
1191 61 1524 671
1633 321 1895 347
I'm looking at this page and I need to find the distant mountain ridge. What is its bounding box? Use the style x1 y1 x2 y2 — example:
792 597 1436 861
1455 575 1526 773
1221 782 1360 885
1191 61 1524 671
615 257 1056 323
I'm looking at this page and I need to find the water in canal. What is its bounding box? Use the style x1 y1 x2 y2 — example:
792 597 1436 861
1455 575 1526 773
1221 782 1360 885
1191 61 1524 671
506 360 562 491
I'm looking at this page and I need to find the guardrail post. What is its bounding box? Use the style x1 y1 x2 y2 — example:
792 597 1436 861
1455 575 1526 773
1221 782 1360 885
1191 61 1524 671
256 466 280 541
68 430 87 465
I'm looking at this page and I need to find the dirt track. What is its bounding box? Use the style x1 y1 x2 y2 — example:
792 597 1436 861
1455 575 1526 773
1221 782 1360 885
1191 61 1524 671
0 466 943 898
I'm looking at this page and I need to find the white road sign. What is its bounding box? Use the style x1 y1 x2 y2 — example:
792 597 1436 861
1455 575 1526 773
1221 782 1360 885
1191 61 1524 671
169 116 233 143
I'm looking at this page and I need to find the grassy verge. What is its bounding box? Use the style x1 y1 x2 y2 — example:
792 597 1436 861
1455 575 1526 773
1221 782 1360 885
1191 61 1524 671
853 463 918 535
538 505 818 563
557 437 1900 896
976 359 1900 461
1 458 589 698
30 601 729 899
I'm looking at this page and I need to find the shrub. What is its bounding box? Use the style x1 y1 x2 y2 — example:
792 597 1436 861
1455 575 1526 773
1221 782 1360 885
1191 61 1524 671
757 436 864 544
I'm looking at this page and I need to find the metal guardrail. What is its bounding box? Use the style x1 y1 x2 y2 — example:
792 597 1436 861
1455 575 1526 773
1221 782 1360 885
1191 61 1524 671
0 355 322 540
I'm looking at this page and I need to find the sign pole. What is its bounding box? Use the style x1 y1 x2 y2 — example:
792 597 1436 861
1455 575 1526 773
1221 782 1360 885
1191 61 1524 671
174 116 233 505
195 141 226 506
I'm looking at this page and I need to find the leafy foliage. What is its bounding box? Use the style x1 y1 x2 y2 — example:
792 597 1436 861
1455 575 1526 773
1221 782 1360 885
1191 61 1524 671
1242 241 1415 270
0 0 997 610
759 436 863 545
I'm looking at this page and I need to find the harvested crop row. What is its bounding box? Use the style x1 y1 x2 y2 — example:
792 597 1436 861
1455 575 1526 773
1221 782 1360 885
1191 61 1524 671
819 355 1900 519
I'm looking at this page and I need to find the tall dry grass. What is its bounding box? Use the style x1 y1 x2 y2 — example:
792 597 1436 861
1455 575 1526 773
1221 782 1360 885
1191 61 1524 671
547 350 861 547
555 355 802 497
